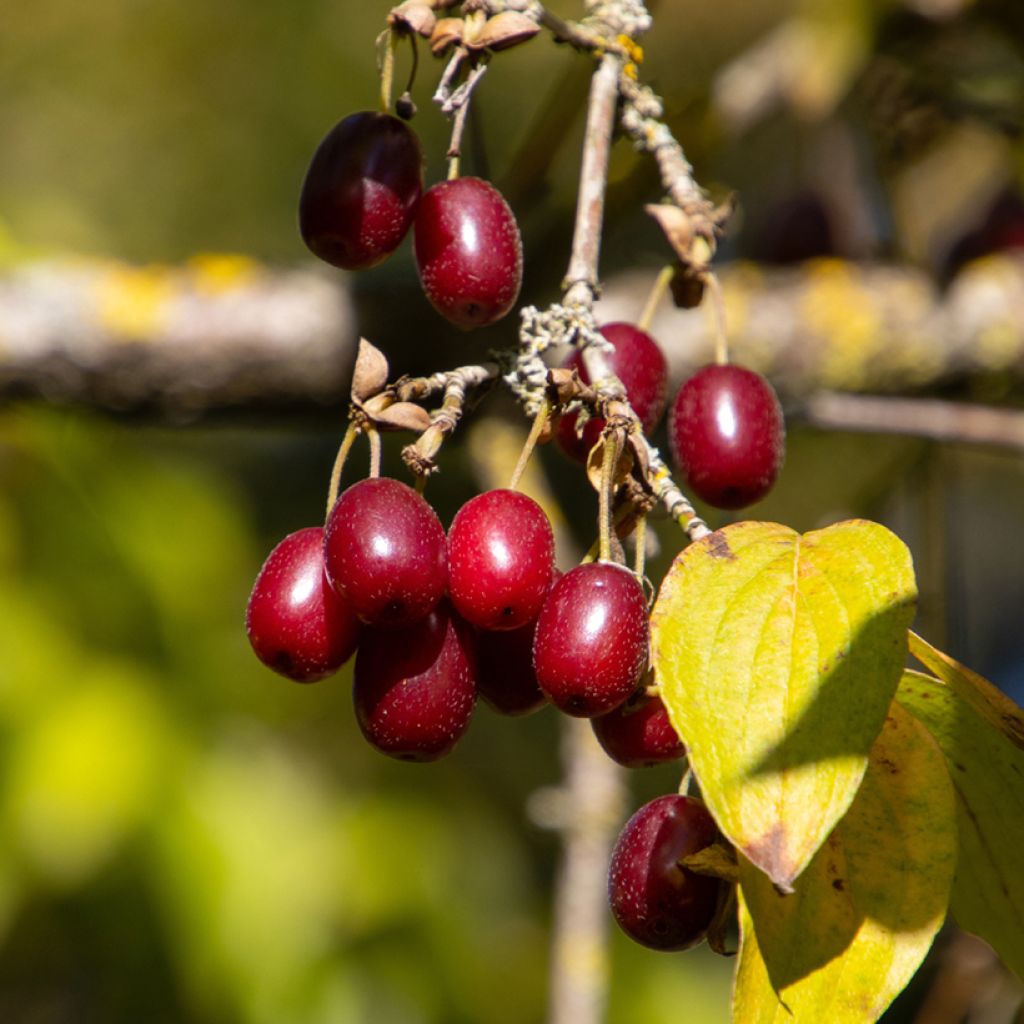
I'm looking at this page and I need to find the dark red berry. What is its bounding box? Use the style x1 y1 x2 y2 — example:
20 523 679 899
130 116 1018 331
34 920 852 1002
448 489 554 631
476 622 548 716
669 364 785 510
354 602 477 761
533 562 649 718
592 692 685 768
324 477 447 628
246 527 360 682
608 795 722 951
299 111 423 270
413 176 522 329
557 323 669 462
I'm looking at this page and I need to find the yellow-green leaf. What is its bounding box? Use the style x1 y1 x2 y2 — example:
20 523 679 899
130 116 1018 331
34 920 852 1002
897 637 1024 979
733 705 956 1023
651 520 916 889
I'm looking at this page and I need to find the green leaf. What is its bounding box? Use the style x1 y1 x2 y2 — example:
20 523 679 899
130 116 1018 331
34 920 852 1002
650 520 916 889
897 634 1024 979
733 704 956 1023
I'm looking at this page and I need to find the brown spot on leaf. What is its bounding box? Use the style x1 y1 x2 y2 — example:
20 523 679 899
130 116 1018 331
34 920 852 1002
953 762 966 773
706 531 736 561
876 756 900 775
831 878 846 892
745 822 794 892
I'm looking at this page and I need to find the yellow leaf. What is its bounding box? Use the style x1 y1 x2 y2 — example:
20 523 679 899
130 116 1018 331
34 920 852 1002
733 705 956 1023
651 520 916 889
898 638 1024 979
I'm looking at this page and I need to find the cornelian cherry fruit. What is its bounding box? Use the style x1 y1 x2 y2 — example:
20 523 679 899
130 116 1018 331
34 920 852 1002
448 489 554 631
592 691 685 768
323 477 447 628
533 562 649 718
414 176 522 329
557 323 668 463
608 795 722 951
299 111 423 271
246 527 360 682
669 364 785 510
354 602 477 761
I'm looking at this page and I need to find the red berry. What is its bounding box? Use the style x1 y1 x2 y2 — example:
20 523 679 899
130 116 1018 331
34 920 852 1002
557 323 669 462
476 621 548 716
669 364 785 510
533 562 649 718
354 602 477 761
324 477 447 628
246 527 360 682
592 692 685 768
608 795 722 951
299 111 423 270
413 176 522 329
448 489 554 631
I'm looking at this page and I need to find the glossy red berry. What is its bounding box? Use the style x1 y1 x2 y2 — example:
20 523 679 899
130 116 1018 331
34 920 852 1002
608 795 722 951
414 176 522 329
354 602 477 761
592 692 685 768
324 477 447 628
448 489 554 631
533 562 649 718
246 527 360 682
557 323 669 462
299 111 423 270
669 364 785 510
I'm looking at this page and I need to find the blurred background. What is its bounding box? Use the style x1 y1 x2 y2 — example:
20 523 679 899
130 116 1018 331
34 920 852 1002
3 0 1024 1021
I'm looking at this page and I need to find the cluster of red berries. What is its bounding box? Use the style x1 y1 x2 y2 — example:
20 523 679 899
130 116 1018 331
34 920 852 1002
246 476 683 764
299 110 522 329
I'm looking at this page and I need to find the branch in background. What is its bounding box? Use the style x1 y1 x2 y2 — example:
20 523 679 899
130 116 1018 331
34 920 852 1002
803 392 1024 451
0 257 354 418
6 255 1024 415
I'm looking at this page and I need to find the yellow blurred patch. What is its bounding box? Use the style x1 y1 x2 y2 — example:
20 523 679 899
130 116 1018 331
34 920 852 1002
187 252 262 295
7 667 170 886
93 262 176 340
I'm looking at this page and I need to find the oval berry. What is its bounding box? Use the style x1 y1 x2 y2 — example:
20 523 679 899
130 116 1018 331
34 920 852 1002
609 795 722 951
557 323 669 463
414 176 522 329
669 364 785 510
299 111 423 270
324 477 447 628
592 692 685 768
246 527 360 682
448 489 554 631
354 602 477 761
476 621 548 716
533 562 649 718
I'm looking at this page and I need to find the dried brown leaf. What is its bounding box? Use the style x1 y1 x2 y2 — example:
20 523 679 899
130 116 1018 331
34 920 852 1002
373 401 433 433
645 203 695 264
430 17 464 54
473 11 540 52
585 430 633 493
388 0 437 36
352 338 390 401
